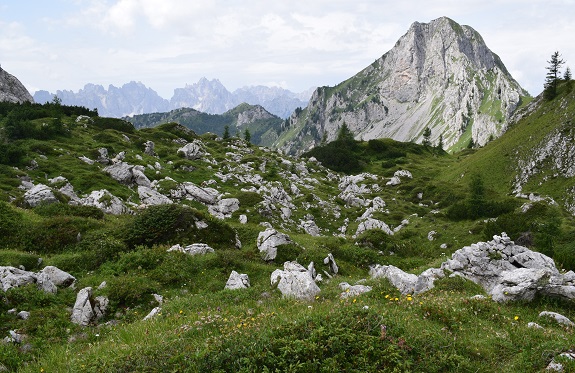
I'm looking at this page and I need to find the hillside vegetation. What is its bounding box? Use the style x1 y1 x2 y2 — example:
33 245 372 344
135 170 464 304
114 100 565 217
0 89 574 372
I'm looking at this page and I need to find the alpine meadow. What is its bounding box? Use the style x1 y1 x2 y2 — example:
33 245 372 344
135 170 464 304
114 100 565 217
1 16 575 373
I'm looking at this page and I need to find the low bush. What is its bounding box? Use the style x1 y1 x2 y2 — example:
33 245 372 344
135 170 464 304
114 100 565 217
104 275 159 309
123 204 236 250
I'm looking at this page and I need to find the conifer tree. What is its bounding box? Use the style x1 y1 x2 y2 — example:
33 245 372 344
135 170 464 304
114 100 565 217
223 125 230 140
422 127 431 147
436 134 444 150
544 51 565 100
244 129 251 143
336 122 354 142
565 67 572 81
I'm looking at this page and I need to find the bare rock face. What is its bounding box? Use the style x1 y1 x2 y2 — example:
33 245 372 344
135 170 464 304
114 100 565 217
0 67 34 103
278 16 528 154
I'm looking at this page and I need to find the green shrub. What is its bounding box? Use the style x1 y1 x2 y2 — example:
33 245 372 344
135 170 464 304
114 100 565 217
234 191 263 208
273 243 304 263
0 250 40 269
0 201 23 247
29 216 96 253
104 275 159 308
123 204 236 249
92 117 135 133
33 203 104 220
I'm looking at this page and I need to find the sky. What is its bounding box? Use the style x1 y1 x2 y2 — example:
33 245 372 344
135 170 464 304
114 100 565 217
0 0 574 98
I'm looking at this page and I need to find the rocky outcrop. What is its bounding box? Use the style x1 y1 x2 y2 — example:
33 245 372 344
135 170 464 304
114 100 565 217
371 233 575 302
177 140 204 160
1 266 75 294
224 271 250 290
271 261 320 300
339 282 372 298
70 287 109 326
257 228 292 261
208 198 240 219
168 244 215 256
277 16 528 154
104 162 151 187
23 184 59 207
0 67 34 103
73 189 130 215
138 186 173 206
370 265 444 295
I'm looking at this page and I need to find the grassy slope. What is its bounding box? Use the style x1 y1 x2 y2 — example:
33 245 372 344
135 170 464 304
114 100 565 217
0 101 574 372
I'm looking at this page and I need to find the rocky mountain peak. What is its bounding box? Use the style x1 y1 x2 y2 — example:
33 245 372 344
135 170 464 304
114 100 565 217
0 66 34 104
277 17 529 154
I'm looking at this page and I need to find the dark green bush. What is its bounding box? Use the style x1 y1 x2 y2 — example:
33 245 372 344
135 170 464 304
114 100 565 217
0 250 40 269
104 275 159 308
0 201 23 246
33 203 104 220
123 204 236 249
92 117 135 133
29 216 95 253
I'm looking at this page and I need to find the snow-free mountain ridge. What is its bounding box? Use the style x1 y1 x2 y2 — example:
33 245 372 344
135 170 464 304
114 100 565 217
276 17 530 154
34 78 312 119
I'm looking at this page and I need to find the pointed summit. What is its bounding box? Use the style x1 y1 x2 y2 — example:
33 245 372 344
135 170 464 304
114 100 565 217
277 17 529 154
0 66 34 104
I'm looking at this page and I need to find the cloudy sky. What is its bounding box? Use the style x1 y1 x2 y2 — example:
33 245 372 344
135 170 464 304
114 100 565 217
1 0 573 98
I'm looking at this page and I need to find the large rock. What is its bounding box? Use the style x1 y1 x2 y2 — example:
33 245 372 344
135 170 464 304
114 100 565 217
23 184 58 207
39 266 76 288
104 162 151 187
369 265 445 295
440 233 574 302
355 218 394 237
271 261 321 300
339 282 372 298
167 243 215 256
224 271 250 290
177 140 204 160
138 186 173 206
182 182 220 205
0 266 37 292
70 287 95 326
257 228 292 261
74 189 129 215
208 198 239 219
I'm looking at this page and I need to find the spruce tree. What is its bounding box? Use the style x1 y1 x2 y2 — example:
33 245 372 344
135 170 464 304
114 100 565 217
422 127 431 147
223 125 230 140
336 122 354 142
436 134 444 150
565 66 572 81
244 129 251 143
544 51 565 100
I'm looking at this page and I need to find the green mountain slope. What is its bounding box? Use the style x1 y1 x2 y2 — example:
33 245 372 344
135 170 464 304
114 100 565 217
125 103 283 147
0 97 574 372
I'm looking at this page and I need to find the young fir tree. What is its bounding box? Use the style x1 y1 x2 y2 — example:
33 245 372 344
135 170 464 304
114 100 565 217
422 127 432 147
544 51 565 100
244 129 251 144
336 122 354 142
436 134 444 150
223 125 230 140
564 67 572 81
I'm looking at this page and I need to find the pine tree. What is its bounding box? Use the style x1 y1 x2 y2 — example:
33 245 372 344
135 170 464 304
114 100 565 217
544 51 565 100
336 122 354 142
244 129 251 144
223 125 230 140
422 127 431 147
436 134 444 150
565 66 572 81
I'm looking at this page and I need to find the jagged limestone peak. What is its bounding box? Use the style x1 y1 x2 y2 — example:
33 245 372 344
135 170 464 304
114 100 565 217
276 17 529 155
0 66 34 104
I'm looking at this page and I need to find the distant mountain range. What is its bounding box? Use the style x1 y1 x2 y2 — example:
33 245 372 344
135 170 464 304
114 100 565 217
33 78 313 119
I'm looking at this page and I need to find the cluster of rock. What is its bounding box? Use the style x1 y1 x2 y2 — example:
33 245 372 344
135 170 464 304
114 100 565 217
369 233 575 303
0 265 76 294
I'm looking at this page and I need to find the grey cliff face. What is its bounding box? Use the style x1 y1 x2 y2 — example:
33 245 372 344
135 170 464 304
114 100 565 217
278 17 529 154
0 67 34 104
